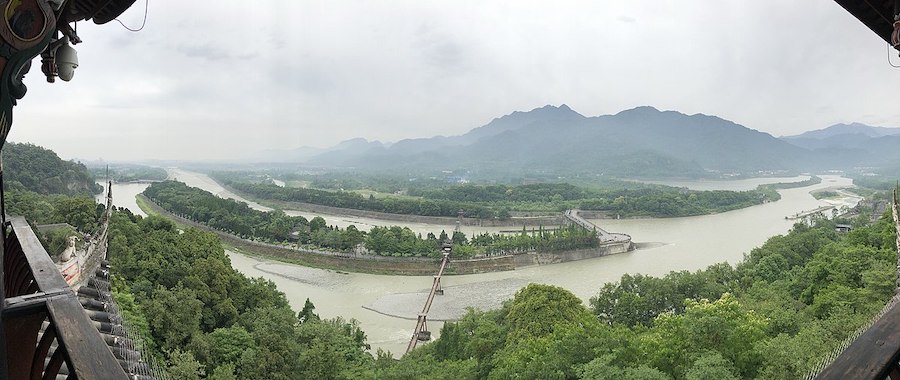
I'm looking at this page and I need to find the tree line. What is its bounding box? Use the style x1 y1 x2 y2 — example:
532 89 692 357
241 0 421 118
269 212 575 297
90 164 168 182
224 180 497 219
220 177 778 219
144 181 598 258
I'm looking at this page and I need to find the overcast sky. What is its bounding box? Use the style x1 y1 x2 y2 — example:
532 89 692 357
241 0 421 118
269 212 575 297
6 1 899 161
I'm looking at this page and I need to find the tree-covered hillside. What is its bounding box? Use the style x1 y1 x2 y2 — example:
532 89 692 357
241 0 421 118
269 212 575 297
3 142 101 195
108 212 376 379
380 215 897 379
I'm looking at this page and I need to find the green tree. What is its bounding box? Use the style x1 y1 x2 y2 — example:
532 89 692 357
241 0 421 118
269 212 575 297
638 293 767 378
167 349 204 380
207 326 255 368
299 298 320 324
684 352 738 380
208 363 238 380
144 286 203 352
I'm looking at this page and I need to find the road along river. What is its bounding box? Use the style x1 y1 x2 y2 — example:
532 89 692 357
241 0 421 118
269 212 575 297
102 170 861 355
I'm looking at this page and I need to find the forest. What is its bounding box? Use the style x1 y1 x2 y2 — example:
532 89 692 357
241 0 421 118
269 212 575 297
0 143 108 254
3 142 102 195
107 211 375 379
0 145 376 378
103 208 895 379
143 181 598 258
218 175 779 219
380 214 897 379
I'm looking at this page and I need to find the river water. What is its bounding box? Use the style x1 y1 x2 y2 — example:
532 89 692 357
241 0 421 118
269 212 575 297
101 170 861 355
95 181 150 217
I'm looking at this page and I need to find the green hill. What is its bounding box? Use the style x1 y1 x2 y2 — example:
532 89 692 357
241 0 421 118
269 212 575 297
3 142 102 196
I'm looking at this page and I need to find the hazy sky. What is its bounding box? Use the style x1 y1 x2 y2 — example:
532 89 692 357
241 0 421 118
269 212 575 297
7 1 900 161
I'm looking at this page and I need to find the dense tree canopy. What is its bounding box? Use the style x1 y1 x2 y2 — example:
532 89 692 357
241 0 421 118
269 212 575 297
382 213 897 379
107 212 377 379
217 174 781 219
145 181 599 258
3 142 101 195
90 164 168 182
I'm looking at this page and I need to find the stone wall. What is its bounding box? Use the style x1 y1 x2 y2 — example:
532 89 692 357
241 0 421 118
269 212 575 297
512 242 633 267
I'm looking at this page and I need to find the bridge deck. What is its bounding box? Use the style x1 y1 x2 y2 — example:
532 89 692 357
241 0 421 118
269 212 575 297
564 209 631 243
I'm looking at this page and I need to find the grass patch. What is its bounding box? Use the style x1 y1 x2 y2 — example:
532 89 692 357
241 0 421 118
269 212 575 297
135 194 191 230
134 195 159 217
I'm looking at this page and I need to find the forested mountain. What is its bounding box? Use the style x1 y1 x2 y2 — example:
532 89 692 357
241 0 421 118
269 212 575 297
108 212 375 378
3 142 101 195
294 105 812 178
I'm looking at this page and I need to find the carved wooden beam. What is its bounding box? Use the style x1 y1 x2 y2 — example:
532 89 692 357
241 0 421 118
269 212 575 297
0 0 56 150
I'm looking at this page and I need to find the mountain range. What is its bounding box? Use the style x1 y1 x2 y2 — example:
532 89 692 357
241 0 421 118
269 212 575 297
255 105 900 178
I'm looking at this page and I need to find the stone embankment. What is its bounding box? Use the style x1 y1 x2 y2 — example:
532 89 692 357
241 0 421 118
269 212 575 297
140 195 632 275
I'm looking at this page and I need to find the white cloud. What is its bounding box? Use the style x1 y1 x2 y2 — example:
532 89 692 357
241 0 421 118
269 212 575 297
5 1 898 160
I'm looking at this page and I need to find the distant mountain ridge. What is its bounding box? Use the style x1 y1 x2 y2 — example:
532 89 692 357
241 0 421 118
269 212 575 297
782 122 900 140
779 122 900 168
263 106 896 178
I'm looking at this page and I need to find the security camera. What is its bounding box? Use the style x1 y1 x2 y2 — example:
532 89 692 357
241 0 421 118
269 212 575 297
55 43 78 82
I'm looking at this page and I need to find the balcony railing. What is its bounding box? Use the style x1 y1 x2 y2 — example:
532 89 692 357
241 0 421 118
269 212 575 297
2 216 126 379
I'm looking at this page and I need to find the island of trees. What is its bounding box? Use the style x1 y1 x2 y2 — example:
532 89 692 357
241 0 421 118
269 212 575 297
213 171 786 219
143 180 599 259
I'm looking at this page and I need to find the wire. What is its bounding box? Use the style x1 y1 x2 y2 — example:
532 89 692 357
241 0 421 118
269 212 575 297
889 44 900 68
114 0 148 32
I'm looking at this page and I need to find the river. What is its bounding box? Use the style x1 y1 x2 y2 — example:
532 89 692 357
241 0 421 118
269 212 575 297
95 181 151 217
101 170 861 355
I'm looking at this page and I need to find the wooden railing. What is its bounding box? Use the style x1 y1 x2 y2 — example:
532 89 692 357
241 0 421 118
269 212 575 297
1 216 127 379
